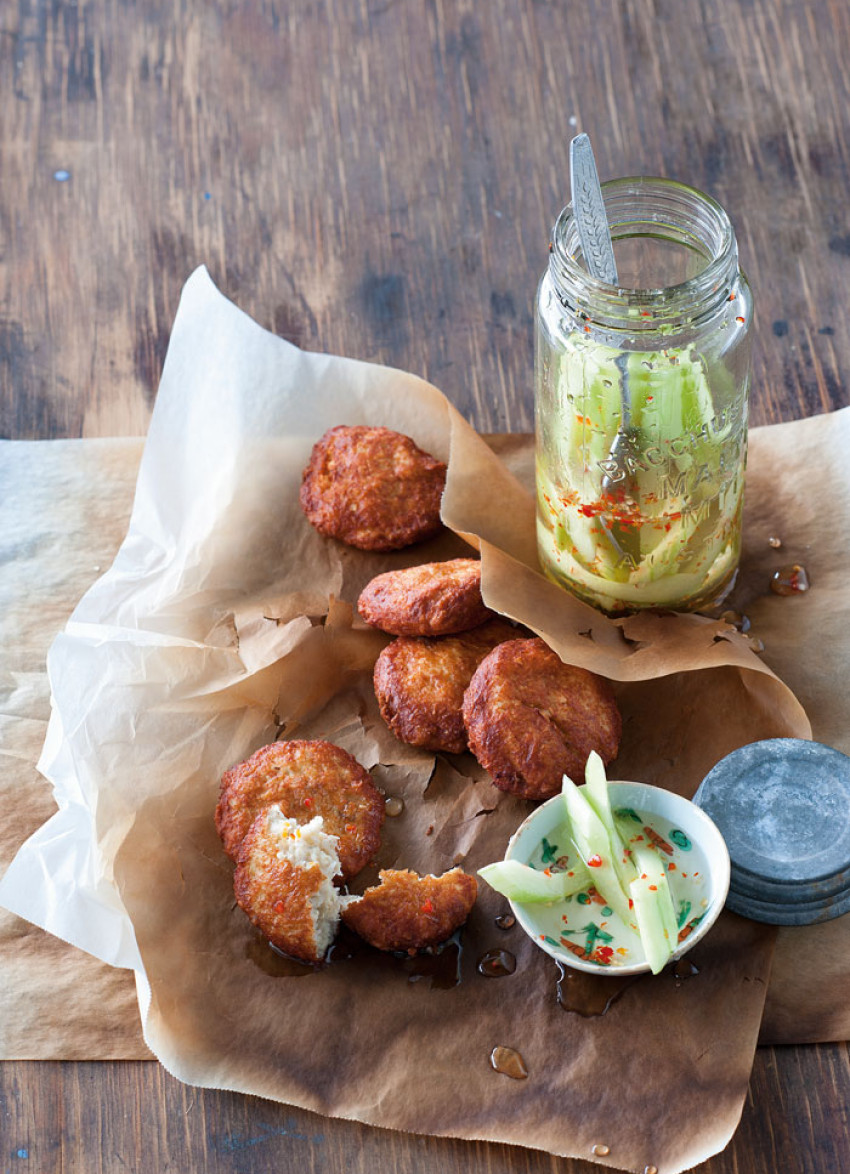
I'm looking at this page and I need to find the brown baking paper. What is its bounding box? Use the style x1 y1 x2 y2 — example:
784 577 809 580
0 266 847 1172
0 437 151 1058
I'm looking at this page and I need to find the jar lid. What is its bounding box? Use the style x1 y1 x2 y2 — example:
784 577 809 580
692 739 850 926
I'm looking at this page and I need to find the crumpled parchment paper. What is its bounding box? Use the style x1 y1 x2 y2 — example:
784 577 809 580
2 266 847 1172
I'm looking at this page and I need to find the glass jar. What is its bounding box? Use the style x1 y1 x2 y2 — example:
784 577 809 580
535 177 752 614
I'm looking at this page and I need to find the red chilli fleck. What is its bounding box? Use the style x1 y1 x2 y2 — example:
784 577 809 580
587 854 603 868
422 898 435 915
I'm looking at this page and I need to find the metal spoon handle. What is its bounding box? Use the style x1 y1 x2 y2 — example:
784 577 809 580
570 134 618 285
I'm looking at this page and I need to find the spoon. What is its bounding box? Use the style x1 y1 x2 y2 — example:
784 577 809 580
569 135 636 551
570 133 618 286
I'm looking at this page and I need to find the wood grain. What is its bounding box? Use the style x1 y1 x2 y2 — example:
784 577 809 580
2 0 850 440
2 0 850 1171
2 1045 849 1173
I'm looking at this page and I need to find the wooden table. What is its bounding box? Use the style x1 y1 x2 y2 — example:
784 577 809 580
3 1 849 1170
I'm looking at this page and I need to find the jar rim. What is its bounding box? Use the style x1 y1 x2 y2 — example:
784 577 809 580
549 176 739 330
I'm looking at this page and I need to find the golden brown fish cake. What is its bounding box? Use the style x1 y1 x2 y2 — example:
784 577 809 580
215 740 384 877
357 558 494 636
299 425 447 551
462 637 621 801
234 807 343 964
373 618 519 754
341 867 478 953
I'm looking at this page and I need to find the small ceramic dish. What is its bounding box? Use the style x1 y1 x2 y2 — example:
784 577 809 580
504 781 731 976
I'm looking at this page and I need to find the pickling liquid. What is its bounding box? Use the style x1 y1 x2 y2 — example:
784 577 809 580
770 563 810 595
523 807 711 970
477 949 517 977
535 348 747 615
555 961 639 1015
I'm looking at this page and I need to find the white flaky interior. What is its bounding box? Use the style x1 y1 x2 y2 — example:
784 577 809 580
267 807 342 957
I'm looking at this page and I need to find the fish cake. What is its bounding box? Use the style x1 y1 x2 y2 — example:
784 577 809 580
215 740 384 878
373 618 519 754
234 807 343 964
357 558 494 636
462 637 621 801
342 867 478 953
299 425 447 551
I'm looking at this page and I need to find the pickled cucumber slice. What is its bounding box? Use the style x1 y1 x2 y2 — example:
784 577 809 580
539 337 743 611
561 773 636 930
582 752 634 894
629 872 678 974
477 859 591 903
618 819 680 956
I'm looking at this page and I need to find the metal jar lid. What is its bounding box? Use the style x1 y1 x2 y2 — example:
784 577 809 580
692 739 850 925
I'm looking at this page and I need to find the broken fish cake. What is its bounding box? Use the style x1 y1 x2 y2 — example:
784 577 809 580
215 740 384 879
234 807 344 965
342 867 478 953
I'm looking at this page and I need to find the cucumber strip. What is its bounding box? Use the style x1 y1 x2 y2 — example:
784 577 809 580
629 873 677 974
621 830 680 951
654 870 680 952
548 340 736 597
619 824 667 881
582 753 636 893
551 544 720 606
561 774 636 930
477 859 591 904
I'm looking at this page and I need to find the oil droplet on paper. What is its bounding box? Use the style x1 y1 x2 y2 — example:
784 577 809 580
328 926 463 988
556 961 638 1016
495 912 516 931
770 564 810 595
673 958 700 981
405 938 462 989
477 949 516 977
768 535 782 548
490 1045 528 1079
591 1143 611 1156
384 795 404 816
246 938 314 978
